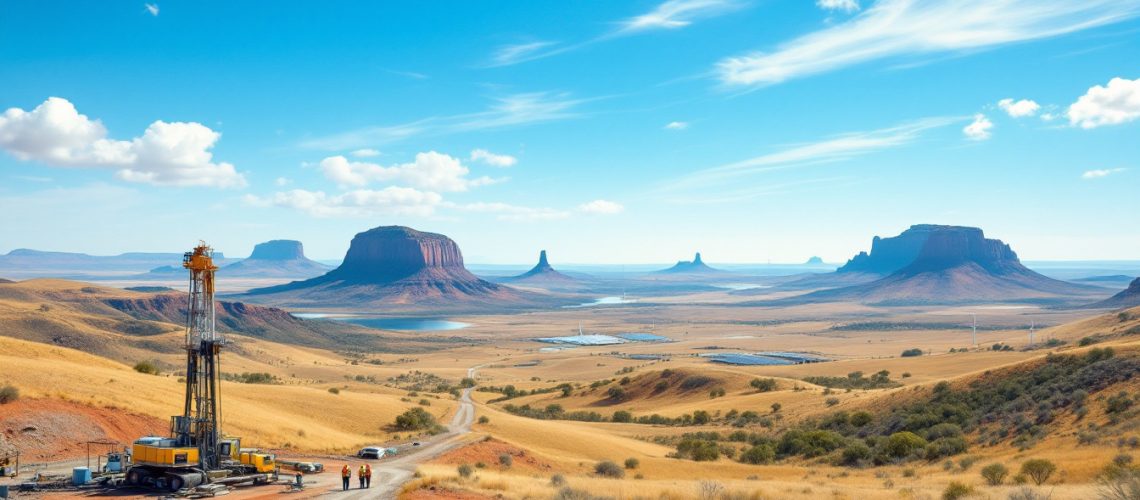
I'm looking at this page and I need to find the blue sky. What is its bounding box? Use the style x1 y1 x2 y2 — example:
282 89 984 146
1 0 1138 264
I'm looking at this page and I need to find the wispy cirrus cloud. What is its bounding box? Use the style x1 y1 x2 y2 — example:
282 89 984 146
299 91 588 150
717 0 1140 87
659 116 962 194
486 0 743 67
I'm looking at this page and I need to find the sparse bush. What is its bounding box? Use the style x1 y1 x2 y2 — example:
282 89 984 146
478 415 489 424
901 348 924 357
680 375 715 390
710 387 726 398
886 431 928 459
457 463 473 478
624 457 639 469
612 410 633 423
1107 392 1135 414
327 387 340 395
133 360 160 375
751 378 778 392
740 444 776 465
0 384 18 404
654 380 669 393
771 402 782 413
394 407 444 434
1007 486 1052 500
826 397 841 407
498 453 513 467
698 480 725 500
459 377 476 388
1098 465 1140 500
943 481 973 500
693 410 711 425
594 460 624 478
550 474 566 487
1020 459 1057 486
982 463 1010 486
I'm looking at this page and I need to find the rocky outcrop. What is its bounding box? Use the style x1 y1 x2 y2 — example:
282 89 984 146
247 240 306 261
1086 278 1140 310
805 256 825 265
243 226 531 309
772 225 1102 305
657 252 722 274
505 250 578 287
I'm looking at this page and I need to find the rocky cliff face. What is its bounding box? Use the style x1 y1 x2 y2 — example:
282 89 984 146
321 226 470 284
509 250 576 285
248 240 306 261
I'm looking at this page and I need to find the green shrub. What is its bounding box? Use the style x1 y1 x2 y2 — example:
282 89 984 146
457 463 473 478
0 384 18 404
840 440 872 466
478 415 489 424
133 360 160 375
885 432 928 459
981 463 1009 486
826 397 841 407
740 444 776 464
771 402 782 413
942 481 972 500
394 407 443 433
624 457 639 469
1020 459 1057 485
328 387 340 395
693 410 711 425
750 378 778 392
550 474 566 486
498 453 513 467
901 348 924 357
850 411 873 427
612 410 632 423
594 460 625 478
458 377 476 388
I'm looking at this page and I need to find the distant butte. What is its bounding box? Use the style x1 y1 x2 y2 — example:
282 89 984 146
1086 277 1140 310
508 250 576 283
656 252 723 274
243 226 527 308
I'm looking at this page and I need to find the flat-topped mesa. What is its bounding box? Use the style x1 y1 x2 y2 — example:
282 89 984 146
323 226 470 284
247 240 306 261
839 224 1022 276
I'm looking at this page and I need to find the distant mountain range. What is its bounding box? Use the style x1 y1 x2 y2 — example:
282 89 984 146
499 250 583 290
655 252 724 275
1086 278 1140 310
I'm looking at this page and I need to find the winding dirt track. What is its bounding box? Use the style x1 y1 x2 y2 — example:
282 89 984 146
320 365 479 499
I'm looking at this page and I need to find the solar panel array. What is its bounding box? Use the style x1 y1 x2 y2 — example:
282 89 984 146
704 353 794 366
756 351 829 363
617 332 670 342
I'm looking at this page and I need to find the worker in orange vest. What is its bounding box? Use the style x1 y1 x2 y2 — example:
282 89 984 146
362 463 372 488
340 465 351 491
358 465 366 489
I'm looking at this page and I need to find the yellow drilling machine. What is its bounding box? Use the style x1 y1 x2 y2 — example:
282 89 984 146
124 242 278 492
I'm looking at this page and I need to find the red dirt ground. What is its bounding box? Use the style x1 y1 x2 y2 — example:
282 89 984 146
430 437 557 474
0 398 166 461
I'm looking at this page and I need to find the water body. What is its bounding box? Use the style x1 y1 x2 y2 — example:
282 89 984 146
565 296 637 308
292 312 471 331
713 283 772 291
340 317 471 331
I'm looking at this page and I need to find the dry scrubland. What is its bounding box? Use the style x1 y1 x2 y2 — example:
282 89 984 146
2 278 1140 499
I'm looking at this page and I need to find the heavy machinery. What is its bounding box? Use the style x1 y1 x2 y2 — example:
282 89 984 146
124 243 278 491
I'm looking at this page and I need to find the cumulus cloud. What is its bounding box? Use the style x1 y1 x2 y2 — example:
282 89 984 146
470 148 518 167
0 97 244 188
664 121 689 130
144 3 159 16
274 177 291 186
1082 168 1126 179
963 114 994 140
577 199 625 214
318 152 500 192
351 148 381 158
244 187 442 217
817 0 859 13
998 98 1041 118
717 1 1140 87
1068 77 1140 129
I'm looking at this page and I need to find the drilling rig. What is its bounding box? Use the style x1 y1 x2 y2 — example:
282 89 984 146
124 242 278 491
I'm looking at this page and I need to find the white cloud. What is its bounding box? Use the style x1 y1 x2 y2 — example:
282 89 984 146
1068 77 1140 129
351 148 381 158
470 149 517 167
0 97 245 188
963 114 994 140
274 177 291 186
817 0 859 13
717 0 1140 87
998 98 1041 118
489 41 560 67
621 0 740 32
1082 167 1126 179
144 3 159 16
245 187 442 217
662 116 959 191
318 152 500 192
300 92 585 150
577 199 625 215
664 121 690 130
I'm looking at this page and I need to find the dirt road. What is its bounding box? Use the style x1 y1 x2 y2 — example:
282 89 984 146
319 365 480 499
